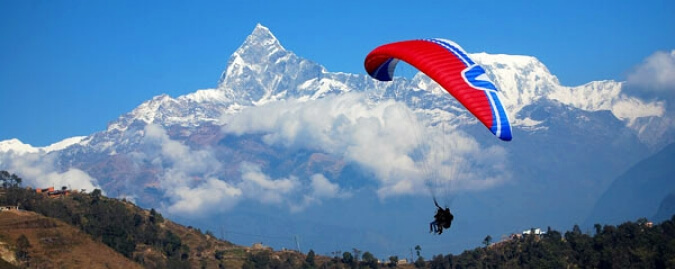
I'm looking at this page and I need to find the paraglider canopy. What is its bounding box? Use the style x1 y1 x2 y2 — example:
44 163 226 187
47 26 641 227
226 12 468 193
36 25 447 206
364 38 513 141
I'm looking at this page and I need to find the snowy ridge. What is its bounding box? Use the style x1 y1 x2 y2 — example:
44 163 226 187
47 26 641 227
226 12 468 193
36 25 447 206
470 53 664 125
42 136 87 152
548 81 664 123
0 139 39 154
0 136 86 154
183 88 231 103
106 89 231 133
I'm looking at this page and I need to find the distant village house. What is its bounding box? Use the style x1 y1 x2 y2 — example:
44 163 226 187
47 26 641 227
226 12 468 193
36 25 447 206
522 228 546 236
0 205 19 211
36 186 73 198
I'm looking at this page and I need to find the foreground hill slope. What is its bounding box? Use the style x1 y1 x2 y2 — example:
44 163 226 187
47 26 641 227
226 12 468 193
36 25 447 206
0 187 284 268
0 209 142 269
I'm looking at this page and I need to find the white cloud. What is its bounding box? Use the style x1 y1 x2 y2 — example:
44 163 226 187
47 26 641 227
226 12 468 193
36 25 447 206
284 173 352 212
140 124 239 216
166 177 242 216
625 50 675 103
239 162 300 204
310 173 343 198
143 124 221 176
140 124 349 216
222 92 508 199
0 151 100 193
236 162 351 213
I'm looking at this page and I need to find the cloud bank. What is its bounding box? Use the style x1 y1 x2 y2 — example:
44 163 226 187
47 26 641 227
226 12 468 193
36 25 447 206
138 124 349 217
222 92 509 199
625 50 675 104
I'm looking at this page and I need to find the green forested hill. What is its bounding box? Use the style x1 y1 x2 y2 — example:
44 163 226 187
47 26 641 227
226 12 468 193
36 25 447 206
0 186 243 268
428 218 675 268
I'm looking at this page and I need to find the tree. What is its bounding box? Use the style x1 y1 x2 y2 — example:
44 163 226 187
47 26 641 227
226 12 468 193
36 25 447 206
206 230 215 238
483 235 493 248
0 170 22 188
388 256 398 268
362 251 379 269
12 173 21 187
414 245 425 268
572 224 582 235
594 223 602 235
352 248 362 263
305 249 316 268
429 254 453 269
342 251 354 266
247 251 271 269
91 189 102 204
16 234 31 264
150 208 164 224
215 250 225 260
414 256 426 268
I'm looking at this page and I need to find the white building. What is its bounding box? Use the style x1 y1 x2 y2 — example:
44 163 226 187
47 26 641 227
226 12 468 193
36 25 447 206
522 228 546 235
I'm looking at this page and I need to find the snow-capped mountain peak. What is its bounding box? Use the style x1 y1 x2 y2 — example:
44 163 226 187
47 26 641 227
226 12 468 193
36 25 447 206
216 24 327 105
470 52 562 115
217 23 288 87
246 23 284 51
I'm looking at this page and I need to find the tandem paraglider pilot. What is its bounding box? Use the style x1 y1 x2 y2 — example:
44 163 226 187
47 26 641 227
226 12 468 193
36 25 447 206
429 199 453 235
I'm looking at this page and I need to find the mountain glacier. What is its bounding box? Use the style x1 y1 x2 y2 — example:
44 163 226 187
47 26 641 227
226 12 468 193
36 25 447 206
1 23 673 257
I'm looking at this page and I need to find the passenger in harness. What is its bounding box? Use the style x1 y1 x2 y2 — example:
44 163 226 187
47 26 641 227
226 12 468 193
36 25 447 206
429 199 454 235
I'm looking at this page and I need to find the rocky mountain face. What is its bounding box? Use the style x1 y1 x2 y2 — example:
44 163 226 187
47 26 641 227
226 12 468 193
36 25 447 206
1 24 673 257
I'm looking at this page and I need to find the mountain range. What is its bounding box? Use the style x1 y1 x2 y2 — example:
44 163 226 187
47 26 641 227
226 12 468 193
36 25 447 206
1 24 673 258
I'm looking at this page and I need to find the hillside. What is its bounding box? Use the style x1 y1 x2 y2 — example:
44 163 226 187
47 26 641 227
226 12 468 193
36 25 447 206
0 182 421 268
0 210 142 269
0 186 315 268
654 193 675 222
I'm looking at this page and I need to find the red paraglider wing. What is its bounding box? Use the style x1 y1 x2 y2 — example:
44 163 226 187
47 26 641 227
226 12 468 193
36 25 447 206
364 39 512 141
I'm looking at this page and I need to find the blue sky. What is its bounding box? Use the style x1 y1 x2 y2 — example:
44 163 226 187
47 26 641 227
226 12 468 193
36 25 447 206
1 0 674 146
